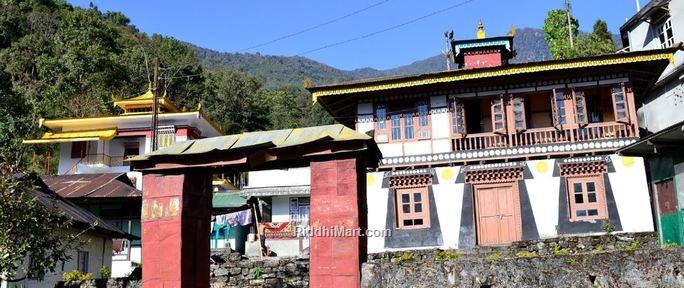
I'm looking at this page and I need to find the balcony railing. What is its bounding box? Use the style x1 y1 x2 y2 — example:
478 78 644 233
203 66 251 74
82 154 129 167
454 122 636 152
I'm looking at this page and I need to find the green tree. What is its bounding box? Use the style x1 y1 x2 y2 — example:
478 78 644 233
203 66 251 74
0 161 80 282
575 20 615 57
543 9 579 60
201 69 271 134
543 10 615 60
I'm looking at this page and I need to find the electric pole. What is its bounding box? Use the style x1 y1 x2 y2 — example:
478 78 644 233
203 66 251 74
151 58 160 151
565 0 574 49
443 30 454 71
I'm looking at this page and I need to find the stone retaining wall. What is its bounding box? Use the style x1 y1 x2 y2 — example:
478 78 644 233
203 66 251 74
209 249 309 288
362 233 684 288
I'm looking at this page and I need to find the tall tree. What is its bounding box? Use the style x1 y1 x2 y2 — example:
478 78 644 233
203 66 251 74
201 69 271 134
543 9 579 60
543 10 615 60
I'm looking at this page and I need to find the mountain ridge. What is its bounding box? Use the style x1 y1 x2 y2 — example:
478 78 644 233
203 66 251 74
191 27 617 89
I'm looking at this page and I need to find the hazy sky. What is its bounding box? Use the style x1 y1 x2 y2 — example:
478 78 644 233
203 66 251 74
68 0 643 70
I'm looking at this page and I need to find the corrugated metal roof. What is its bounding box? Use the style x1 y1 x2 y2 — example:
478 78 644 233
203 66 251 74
129 124 372 161
41 173 141 198
212 192 248 208
30 176 134 239
240 185 310 197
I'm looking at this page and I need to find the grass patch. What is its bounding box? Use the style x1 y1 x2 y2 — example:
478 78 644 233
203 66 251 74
434 250 460 261
395 252 416 264
553 246 569 256
662 242 679 249
591 245 605 254
625 240 641 252
516 251 537 258
486 252 503 260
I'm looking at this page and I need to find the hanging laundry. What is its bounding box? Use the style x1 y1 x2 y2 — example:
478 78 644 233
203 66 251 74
214 209 252 227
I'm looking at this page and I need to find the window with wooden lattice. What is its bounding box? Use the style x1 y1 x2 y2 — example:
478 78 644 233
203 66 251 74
395 187 430 229
416 102 430 139
511 96 526 131
612 84 629 123
491 95 507 134
566 175 608 221
573 89 588 126
451 98 467 136
552 89 568 126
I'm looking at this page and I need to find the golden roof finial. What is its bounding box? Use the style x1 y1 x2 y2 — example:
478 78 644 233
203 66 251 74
508 25 516 37
477 19 486 39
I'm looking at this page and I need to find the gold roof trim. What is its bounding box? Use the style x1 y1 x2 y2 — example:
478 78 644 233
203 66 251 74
311 51 676 101
23 128 117 144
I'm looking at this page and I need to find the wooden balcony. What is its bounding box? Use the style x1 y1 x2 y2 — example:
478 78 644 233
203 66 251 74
454 122 637 152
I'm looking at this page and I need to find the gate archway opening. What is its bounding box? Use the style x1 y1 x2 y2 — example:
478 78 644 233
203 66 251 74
129 124 380 288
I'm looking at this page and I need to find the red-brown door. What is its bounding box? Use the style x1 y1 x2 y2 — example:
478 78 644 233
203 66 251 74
475 183 522 246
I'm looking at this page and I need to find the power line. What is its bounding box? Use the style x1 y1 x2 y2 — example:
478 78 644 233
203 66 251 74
238 0 390 52
297 0 477 56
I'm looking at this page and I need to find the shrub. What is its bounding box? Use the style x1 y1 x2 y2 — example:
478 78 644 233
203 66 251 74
250 266 262 279
63 270 93 285
99 266 111 279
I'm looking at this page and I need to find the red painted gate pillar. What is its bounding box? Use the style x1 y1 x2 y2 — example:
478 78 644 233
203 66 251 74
309 157 367 288
140 171 212 288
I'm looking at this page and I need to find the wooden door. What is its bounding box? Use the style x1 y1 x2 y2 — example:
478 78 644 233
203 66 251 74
475 183 522 246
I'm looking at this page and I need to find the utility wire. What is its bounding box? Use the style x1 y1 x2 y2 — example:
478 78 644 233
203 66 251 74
238 0 390 52
297 0 477 56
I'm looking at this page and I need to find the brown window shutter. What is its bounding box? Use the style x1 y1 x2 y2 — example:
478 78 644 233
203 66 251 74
551 88 568 128
491 95 507 135
612 84 630 123
511 96 526 132
573 89 588 126
451 98 467 136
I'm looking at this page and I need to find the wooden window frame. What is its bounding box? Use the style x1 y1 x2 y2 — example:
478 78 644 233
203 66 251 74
573 89 589 126
566 175 608 221
551 88 569 127
450 98 467 136
611 83 630 123
71 141 87 159
390 113 402 142
491 95 507 134
656 17 675 48
510 96 527 132
416 102 431 139
123 142 140 159
374 104 389 142
395 186 430 229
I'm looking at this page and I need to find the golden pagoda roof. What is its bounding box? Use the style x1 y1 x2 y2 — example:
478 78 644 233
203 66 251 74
113 90 180 114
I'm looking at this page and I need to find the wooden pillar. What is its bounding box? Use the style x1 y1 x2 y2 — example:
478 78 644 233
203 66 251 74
140 171 212 288
309 157 366 288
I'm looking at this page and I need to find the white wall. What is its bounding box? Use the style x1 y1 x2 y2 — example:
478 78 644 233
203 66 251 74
365 156 654 253
111 247 141 278
626 0 684 134
246 167 310 188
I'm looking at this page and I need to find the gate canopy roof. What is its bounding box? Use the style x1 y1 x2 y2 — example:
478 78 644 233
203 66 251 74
129 124 380 172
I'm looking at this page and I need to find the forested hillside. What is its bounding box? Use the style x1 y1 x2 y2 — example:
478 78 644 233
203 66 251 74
0 0 332 167
191 28 555 89
0 0 621 171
